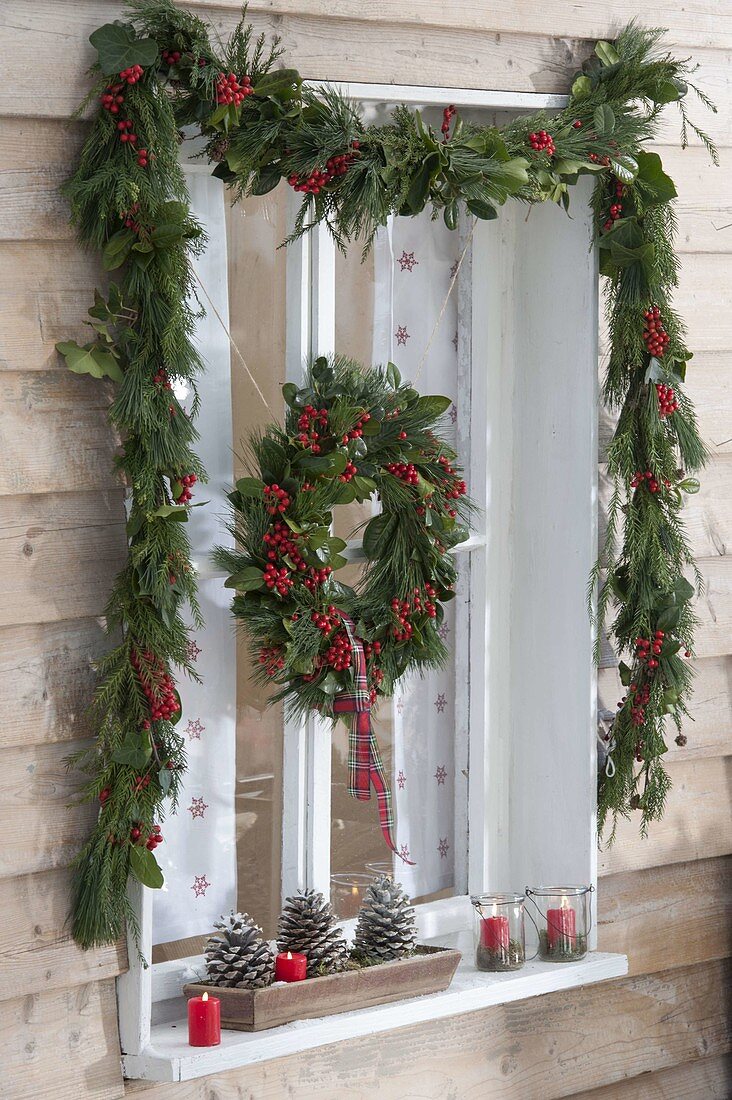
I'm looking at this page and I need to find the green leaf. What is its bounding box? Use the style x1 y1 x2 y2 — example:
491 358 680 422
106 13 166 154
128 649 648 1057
111 736 151 770
129 845 164 890
595 40 620 66
158 767 172 796
466 198 498 220
618 660 632 687
406 152 440 214
443 200 459 231
56 341 124 383
235 476 265 498
282 382 300 408
89 22 158 76
657 604 682 631
320 671 341 696
332 482 356 505
150 223 186 249
673 576 696 602
571 75 593 101
651 79 684 105
609 154 638 184
363 514 397 559
593 104 615 136
414 395 452 419
251 165 281 195
151 504 188 521
635 151 677 205
678 478 700 495
102 229 135 271
224 566 265 591
252 68 302 100
386 362 401 389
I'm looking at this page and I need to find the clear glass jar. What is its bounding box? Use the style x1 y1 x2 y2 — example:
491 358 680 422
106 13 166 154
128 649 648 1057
470 893 526 972
526 885 592 962
330 873 374 919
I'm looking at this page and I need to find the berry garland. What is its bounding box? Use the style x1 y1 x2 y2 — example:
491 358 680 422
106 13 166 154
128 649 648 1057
213 358 471 720
59 0 716 947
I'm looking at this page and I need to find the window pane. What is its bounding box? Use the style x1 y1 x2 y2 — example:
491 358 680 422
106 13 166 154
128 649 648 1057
330 209 464 912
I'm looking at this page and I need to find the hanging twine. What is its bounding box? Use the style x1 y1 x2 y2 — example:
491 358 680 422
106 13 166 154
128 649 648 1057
191 264 275 417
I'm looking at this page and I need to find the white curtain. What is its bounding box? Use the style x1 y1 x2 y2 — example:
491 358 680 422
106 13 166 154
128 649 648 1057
153 168 237 944
371 215 460 898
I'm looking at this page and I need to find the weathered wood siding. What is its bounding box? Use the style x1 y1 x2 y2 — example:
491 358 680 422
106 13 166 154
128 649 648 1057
0 2 729 1097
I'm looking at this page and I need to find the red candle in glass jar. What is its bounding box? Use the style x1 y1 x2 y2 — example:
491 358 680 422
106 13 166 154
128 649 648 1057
480 904 510 951
188 990 221 1046
275 950 307 982
546 896 576 950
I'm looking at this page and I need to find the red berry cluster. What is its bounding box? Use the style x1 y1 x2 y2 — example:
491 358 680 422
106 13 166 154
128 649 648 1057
341 411 371 444
602 178 625 232
288 143 360 195
363 639 382 661
386 462 419 486
264 484 290 515
297 405 329 452
117 118 137 144
339 461 357 483
324 629 353 671
259 644 285 677
636 629 666 670
101 84 126 114
131 649 180 722
130 823 163 851
656 382 679 418
123 201 141 232
390 598 414 642
588 153 611 166
153 367 172 390
311 606 339 635
642 306 670 358
630 469 670 494
175 473 197 503
437 454 467 499
628 682 651 730
216 72 254 106
385 407 402 421
99 786 111 806
529 130 555 155
303 566 332 592
368 663 384 705
263 563 294 596
441 104 457 142
162 49 182 64
413 583 438 618
263 519 307 572
120 64 144 85
136 146 149 168
133 773 151 793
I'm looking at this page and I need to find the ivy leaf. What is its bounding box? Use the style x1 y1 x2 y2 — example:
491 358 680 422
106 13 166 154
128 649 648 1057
593 104 616 136
571 75 593 101
644 357 665 383
129 845 164 890
56 341 124 383
103 229 135 271
112 735 151 770
674 576 696 601
595 40 621 67
89 22 158 76
635 151 677 205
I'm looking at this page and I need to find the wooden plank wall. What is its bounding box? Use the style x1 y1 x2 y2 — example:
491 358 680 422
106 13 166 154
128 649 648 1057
0 2 729 1097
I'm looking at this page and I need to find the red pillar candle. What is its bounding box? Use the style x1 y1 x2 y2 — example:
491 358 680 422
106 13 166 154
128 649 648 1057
275 950 307 982
546 897 577 950
188 990 221 1046
480 905 510 951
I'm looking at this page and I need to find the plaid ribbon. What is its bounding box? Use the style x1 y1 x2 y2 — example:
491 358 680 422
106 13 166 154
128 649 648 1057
333 613 415 865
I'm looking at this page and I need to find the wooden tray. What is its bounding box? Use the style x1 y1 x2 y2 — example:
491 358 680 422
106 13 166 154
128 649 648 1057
183 945 461 1032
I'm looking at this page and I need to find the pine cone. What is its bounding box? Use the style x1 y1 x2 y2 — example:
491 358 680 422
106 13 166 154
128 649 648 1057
277 889 348 976
204 911 275 988
208 136 231 163
353 875 417 962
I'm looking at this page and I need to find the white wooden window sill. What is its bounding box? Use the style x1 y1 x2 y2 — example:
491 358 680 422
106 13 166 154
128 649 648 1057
122 934 627 1082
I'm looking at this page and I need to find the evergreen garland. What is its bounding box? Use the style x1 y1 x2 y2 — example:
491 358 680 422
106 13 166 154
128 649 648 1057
59 0 716 948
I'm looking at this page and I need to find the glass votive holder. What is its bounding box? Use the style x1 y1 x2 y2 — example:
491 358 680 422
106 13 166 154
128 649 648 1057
330 873 374 919
470 893 526 972
526 885 591 962
364 861 395 879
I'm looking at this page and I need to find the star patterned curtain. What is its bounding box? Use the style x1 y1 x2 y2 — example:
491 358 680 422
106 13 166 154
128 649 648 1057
371 215 461 899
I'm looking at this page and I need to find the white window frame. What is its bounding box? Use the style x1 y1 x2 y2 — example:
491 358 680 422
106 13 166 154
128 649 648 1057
118 82 627 1083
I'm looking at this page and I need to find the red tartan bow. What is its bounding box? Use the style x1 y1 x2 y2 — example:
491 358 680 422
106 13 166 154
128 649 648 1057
333 613 415 866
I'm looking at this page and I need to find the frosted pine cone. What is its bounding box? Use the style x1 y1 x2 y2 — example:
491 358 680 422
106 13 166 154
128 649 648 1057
277 889 348 976
353 875 417 962
204 911 275 988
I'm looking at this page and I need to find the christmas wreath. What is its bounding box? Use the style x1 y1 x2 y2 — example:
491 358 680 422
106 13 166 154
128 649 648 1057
58 0 717 948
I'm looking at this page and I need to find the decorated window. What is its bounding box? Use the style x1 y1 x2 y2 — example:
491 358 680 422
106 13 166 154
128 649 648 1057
147 86 601 971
